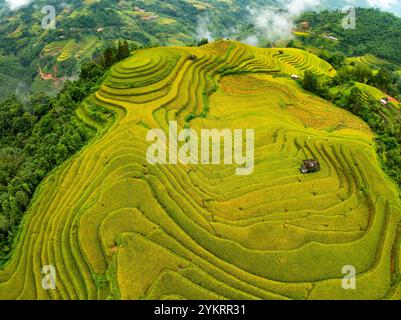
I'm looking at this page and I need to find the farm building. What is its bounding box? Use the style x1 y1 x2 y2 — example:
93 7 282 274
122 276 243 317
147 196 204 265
291 74 300 80
300 159 320 174
141 15 159 21
300 21 310 30
324 35 338 41
380 97 389 105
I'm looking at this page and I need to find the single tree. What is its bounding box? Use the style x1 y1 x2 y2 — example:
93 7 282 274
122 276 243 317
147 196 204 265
302 70 320 93
103 47 115 68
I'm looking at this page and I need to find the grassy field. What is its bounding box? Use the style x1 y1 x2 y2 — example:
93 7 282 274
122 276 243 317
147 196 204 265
0 41 400 300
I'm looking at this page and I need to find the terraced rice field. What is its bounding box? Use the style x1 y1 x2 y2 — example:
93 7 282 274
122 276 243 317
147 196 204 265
76 37 98 58
56 40 77 62
1 41 401 300
333 82 395 102
43 38 99 64
347 54 391 68
293 31 310 37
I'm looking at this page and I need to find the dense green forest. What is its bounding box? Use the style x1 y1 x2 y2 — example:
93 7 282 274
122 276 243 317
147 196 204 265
0 43 130 265
298 9 401 65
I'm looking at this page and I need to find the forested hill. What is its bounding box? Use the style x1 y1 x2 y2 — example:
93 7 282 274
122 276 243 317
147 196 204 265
2 2 401 100
0 0 260 100
298 8 401 65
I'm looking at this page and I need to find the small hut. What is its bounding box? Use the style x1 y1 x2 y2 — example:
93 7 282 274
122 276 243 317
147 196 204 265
300 21 310 30
380 97 389 106
324 35 338 41
300 159 320 174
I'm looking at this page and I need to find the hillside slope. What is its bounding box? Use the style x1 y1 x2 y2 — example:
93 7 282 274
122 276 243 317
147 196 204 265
0 0 259 98
2 3 401 99
0 41 400 300
297 9 401 66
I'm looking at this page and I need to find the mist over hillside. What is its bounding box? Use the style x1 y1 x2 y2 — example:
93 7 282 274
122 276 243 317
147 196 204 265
2 0 400 15
0 0 400 99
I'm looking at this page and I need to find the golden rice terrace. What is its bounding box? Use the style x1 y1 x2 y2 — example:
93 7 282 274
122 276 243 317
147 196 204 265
1 41 400 300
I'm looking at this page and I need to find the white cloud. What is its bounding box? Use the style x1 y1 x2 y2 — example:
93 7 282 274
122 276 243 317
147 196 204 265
247 0 323 43
286 0 322 16
5 0 32 11
243 35 259 46
328 0 401 16
195 15 214 41
367 0 397 10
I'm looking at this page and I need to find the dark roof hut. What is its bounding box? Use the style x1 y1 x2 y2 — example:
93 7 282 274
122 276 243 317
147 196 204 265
300 159 320 174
